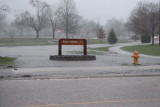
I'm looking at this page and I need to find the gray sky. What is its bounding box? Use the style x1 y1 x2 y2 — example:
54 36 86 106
1 0 159 24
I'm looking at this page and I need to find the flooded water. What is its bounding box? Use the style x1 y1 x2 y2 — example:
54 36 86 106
0 44 159 68
0 44 160 79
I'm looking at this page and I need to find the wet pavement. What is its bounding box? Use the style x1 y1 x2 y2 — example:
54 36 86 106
0 42 160 79
1 77 160 107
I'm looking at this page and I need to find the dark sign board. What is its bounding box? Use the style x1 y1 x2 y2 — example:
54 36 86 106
60 39 85 45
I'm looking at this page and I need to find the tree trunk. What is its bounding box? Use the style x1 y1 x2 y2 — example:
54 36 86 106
66 30 68 39
52 28 55 39
66 18 69 39
159 34 160 46
36 30 39 39
151 32 154 45
151 25 155 45
51 23 56 39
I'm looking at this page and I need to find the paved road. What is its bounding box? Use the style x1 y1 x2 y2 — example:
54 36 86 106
1 77 160 107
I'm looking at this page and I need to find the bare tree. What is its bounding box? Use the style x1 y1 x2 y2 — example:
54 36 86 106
127 1 159 45
58 0 81 38
158 1 160 46
105 18 128 39
0 5 10 37
16 0 48 39
7 22 16 41
79 19 97 39
14 12 28 37
0 5 9 12
0 11 6 30
44 3 58 39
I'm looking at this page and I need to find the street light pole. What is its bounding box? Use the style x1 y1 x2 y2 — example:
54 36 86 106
159 1 160 46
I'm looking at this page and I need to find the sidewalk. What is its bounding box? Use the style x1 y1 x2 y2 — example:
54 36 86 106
2 65 158 79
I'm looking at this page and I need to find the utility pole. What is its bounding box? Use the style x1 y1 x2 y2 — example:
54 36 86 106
159 1 160 46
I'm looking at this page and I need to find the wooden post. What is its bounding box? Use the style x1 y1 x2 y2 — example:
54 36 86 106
84 39 87 55
58 39 62 56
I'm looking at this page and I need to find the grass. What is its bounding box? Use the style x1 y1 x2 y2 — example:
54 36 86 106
69 51 98 55
0 57 16 67
70 46 111 55
0 38 57 46
88 39 108 44
0 38 130 46
89 46 110 51
121 45 160 56
87 39 129 44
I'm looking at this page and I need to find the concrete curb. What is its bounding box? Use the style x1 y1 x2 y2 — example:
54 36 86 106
2 73 160 80
12 65 160 73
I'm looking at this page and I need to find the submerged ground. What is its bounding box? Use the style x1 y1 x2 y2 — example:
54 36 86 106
0 41 159 79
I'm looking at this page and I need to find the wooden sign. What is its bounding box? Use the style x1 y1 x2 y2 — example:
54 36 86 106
58 39 87 56
60 39 85 45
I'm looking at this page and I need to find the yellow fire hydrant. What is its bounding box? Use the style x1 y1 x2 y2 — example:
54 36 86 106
132 50 140 64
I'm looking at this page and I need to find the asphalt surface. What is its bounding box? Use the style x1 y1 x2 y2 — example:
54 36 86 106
1 77 160 107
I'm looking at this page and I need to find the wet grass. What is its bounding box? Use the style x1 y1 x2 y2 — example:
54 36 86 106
0 57 16 67
69 51 98 55
70 46 111 55
121 45 160 56
88 39 107 44
89 46 110 51
0 38 130 46
0 38 57 46
88 39 129 44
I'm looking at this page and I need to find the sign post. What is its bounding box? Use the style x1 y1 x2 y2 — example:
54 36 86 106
50 39 96 61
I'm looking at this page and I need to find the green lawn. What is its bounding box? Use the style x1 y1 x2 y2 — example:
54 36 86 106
0 57 16 67
88 39 129 44
0 38 56 46
121 45 160 56
89 46 110 51
70 46 111 55
0 38 130 46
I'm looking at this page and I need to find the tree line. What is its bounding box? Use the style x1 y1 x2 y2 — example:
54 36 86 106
127 1 160 45
0 0 160 46
0 0 130 40
15 0 81 39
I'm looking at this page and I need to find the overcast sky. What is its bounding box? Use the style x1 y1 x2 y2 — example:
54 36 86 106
0 0 159 24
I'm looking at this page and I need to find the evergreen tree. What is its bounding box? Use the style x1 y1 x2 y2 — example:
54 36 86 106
107 29 118 44
97 27 105 39
141 33 151 43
